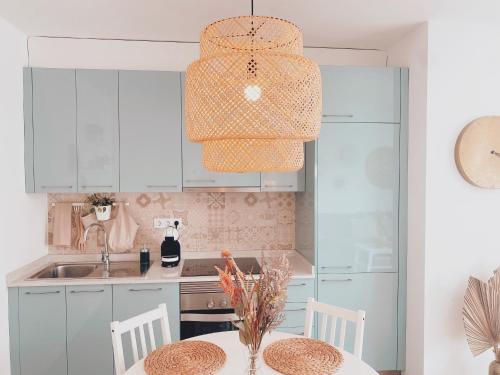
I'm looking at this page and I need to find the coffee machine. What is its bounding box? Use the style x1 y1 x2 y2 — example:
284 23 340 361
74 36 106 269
161 221 181 268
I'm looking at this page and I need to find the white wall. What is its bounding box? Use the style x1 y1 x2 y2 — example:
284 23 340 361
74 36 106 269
423 20 500 374
0 17 47 373
387 23 428 375
26 36 388 70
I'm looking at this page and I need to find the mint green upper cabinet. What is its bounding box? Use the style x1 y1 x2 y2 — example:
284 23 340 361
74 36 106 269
19 286 67 375
261 169 305 192
76 70 119 192
180 74 260 189
318 273 398 371
112 283 180 369
23 68 35 193
119 71 182 192
317 122 400 273
66 285 113 375
321 66 400 123
32 68 77 192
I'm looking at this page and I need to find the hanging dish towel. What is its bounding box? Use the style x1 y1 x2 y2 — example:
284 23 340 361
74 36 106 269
108 203 139 251
52 203 73 246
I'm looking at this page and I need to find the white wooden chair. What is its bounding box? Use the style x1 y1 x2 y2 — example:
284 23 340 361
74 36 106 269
304 297 366 359
110 304 171 375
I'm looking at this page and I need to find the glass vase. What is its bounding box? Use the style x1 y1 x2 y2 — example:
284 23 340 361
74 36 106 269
246 346 262 375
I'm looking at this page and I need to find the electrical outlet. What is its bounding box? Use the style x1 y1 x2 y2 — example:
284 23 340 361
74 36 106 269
153 218 183 229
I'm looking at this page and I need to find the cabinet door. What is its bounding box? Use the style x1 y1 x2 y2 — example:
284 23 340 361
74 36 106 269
317 123 399 273
120 71 182 192
76 70 119 192
113 283 179 369
24 68 35 193
261 170 305 192
180 74 260 188
19 286 67 375
32 68 77 192
321 66 400 123
318 273 398 370
66 285 113 375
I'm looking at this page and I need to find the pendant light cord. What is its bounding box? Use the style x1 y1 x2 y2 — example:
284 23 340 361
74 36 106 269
251 0 254 15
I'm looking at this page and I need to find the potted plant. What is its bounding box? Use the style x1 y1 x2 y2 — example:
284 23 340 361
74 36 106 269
86 193 115 221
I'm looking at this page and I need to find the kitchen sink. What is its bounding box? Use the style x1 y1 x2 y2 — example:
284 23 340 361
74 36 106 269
27 261 151 280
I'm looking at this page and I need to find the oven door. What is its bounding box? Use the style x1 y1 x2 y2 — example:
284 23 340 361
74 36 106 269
180 309 238 340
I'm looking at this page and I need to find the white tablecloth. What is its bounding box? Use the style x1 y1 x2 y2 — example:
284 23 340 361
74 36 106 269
126 331 378 375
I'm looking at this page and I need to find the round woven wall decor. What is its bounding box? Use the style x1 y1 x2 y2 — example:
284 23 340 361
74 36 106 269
185 15 322 172
144 340 226 375
263 338 344 375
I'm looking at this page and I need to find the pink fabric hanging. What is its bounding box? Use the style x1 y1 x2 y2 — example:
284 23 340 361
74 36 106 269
107 203 139 252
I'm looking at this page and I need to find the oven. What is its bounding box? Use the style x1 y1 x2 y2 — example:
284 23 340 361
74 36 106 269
180 281 239 340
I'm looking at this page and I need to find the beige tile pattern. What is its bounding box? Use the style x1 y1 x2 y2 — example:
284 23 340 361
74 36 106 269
48 192 295 254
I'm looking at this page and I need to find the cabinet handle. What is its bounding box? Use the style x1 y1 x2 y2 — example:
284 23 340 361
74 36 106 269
264 184 294 188
320 278 353 282
185 179 216 183
285 308 306 312
288 283 307 287
146 185 178 189
41 185 72 189
80 185 113 189
25 291 61 295
322 114 354 118
70 289 105 294
129 287 162 292
320 266 352 270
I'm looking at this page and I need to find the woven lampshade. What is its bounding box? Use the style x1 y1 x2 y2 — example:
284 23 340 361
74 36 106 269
185 16 322 172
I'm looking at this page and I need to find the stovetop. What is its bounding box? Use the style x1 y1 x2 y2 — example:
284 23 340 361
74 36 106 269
181 257 261 277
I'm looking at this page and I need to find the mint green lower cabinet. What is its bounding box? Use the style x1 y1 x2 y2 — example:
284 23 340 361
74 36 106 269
66 285 113 375
112 283 180 369
317 273 398 371
19 286 67 375
277 279 314 334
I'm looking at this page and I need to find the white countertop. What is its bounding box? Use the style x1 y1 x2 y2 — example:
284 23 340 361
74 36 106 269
6 250 315 287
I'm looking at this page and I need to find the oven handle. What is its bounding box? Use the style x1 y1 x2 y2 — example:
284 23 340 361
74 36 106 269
180 313 239 322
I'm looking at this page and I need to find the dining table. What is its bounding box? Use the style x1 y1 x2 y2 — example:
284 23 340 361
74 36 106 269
126 331 378 375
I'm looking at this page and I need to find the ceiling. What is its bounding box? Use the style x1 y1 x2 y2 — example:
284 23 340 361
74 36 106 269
1 0 499 49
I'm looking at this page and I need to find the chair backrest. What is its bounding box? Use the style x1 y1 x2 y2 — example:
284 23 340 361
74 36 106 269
304 297 365 359
110 303 171 375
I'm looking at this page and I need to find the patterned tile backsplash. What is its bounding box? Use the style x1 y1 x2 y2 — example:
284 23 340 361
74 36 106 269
48 192 295 254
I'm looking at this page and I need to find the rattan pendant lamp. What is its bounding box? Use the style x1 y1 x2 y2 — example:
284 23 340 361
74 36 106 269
185 1 322 172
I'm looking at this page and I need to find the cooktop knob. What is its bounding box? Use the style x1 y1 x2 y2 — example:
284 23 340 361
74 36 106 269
207 299 215 309
220 299 228 308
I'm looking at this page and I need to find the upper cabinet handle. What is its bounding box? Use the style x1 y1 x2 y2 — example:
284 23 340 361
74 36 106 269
264 184 294 188
80 185 113 188
41 185 72 189
321 278 353 282
322 114 354 118
320 266 352 269
185 179 216 183
129 287 162 292
25 290 61 295
70 289 105 294
146 185 178 188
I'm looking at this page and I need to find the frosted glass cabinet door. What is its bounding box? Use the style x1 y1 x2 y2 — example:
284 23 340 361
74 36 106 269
76 70 119 192
321 66 400 123
120 71 182 192
180 74 260 188
317 123 400 273
32 68 77 192
318 273 398 371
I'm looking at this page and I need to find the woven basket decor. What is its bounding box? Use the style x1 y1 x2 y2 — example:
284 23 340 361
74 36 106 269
263 338 344 375
144 340 226 375
185 15 322 172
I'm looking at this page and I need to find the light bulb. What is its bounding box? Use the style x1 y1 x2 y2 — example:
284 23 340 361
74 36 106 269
244 85 262 102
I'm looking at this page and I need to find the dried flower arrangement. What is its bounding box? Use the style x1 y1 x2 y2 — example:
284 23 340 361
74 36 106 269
463 267 500 374
215 249 291 374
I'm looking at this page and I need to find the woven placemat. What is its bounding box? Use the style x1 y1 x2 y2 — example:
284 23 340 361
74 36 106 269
144 340 226 375
263 338 343 375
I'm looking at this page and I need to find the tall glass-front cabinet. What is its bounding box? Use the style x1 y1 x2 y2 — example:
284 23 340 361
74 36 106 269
297 66 408 372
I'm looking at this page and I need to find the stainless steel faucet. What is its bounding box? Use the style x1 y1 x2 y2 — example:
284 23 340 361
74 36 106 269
83 223 110 271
